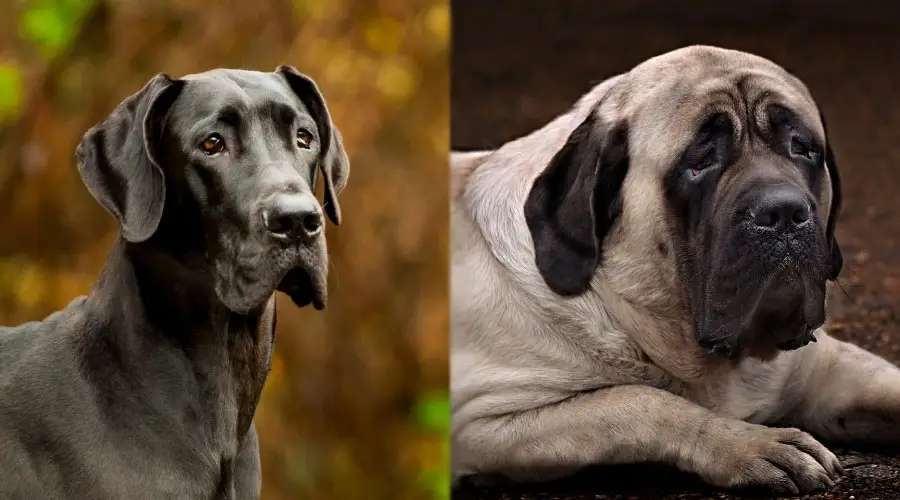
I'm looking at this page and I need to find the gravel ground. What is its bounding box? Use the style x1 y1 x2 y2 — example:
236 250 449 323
451 1 900 498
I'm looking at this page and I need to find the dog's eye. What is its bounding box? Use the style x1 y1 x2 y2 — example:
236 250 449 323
790 137 818 162
688 162 712 179
296 129 313 149
200 134 226 156
686 148 717 179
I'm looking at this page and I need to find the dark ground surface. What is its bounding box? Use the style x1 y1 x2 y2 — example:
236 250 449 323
451 1 900 499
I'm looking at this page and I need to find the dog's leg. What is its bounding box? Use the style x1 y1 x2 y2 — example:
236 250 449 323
455 384 842 495
779 332 900 447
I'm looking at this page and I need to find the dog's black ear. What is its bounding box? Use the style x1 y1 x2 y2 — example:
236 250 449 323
524 111 630 296
76 74 184 243
820 112 843 280
276 65 349 226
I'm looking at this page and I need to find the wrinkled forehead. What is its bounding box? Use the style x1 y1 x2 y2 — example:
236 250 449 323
618 48 823 159
171 69 311 128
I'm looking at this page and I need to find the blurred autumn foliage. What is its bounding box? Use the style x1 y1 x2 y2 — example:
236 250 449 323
0 0 449 499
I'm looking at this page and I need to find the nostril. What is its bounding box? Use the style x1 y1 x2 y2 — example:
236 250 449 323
792 205 811 225
753 209 779 228
262 210 295 236
301 212 322 235
275 214 297 235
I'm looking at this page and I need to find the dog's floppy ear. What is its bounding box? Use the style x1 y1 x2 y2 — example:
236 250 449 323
76 74 184 243
276 65 349 226
819 111 843 280
524 110 630 296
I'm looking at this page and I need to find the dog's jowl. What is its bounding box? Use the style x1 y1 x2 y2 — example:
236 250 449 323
451 45 900 496
0 67 348 499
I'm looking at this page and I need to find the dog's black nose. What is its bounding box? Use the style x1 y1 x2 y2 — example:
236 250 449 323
262 195 323 241
750 187 811 232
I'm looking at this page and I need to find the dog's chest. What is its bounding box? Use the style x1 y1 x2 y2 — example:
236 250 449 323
128 312 275 498
135 371 262 499
679 358 792 422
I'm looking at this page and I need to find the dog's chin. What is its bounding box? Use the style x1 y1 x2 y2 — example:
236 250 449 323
215 265 327 314
756 286 823 350
276 267 327 310
698 264 827 360
743 300 822 360
700 312 821 361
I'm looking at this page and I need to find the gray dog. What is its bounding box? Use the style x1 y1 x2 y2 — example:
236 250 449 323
452 45 900 496
0 66 348 499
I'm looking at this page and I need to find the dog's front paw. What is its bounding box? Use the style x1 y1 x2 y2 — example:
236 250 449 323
700 423 844 495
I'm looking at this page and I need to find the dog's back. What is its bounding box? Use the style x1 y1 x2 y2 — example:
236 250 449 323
0 298 87 379
450 150 493 203
0 298 99 496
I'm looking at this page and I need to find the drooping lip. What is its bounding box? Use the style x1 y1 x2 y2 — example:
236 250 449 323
697 255 827 357
276 265 327 310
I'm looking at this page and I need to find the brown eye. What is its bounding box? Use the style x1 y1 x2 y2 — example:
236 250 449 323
200 134 225 155
296 129 312 149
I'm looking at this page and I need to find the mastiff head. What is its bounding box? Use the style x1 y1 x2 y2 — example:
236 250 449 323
525 45 843 359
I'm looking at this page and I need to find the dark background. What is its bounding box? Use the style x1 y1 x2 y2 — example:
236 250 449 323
452 1 900 498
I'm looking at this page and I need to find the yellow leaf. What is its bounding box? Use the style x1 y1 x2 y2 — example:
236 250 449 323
425 3 450 45
293 0 332 20
14 263 47 310
365 16 404 55
376 58 415 102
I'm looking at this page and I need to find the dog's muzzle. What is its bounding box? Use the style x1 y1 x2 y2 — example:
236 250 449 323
698 185 829 358
261 192 329 310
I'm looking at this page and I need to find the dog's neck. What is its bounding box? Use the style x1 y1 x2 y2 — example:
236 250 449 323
84 236 274 447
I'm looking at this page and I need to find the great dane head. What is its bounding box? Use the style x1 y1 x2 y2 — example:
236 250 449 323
75 66 349 313
525 45 842 360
